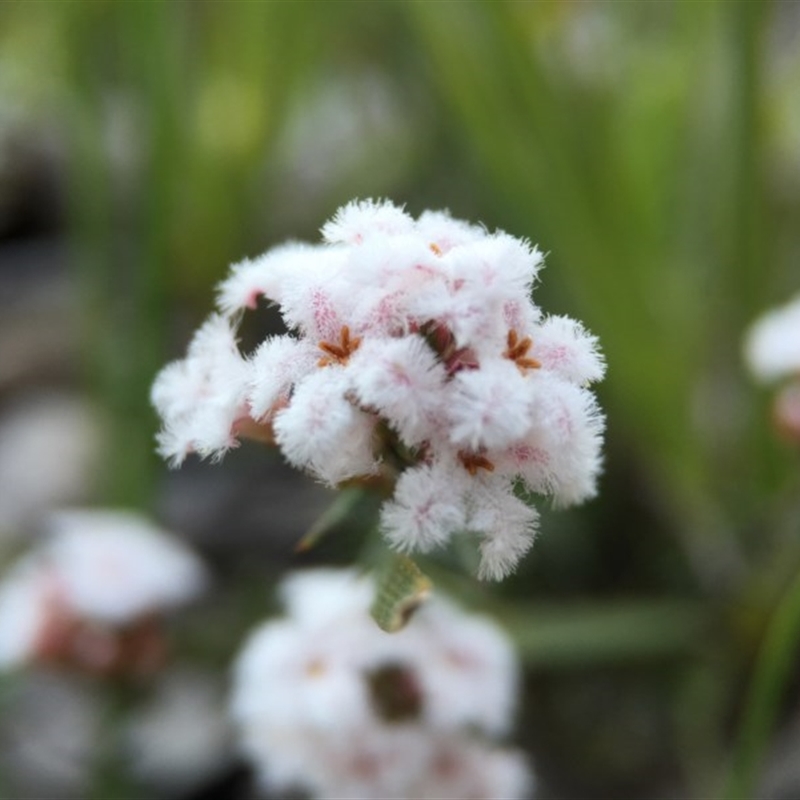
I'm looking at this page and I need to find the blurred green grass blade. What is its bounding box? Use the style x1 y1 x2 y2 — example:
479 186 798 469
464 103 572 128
295 486 370 553
66 3 154 506
419 564 706 664
503 599 708 667
723 566 800 800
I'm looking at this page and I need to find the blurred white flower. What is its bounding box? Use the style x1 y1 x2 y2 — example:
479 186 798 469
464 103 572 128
230 568 534 799
152 199 605 579
745 294 800 442
0 391 104 538
0 509 207 674
744 294 800 384
124 668 233 792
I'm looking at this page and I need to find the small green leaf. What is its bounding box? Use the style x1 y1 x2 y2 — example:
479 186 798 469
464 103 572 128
371 554 433 632
295 487 367 553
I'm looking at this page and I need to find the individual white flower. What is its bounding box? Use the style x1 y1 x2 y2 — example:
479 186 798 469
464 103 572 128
531 314 606 385
512 377 606 507
273 368 379 486
216 242 327 316
446 359 535 451
247 335 318 421
744 294 800 383
229 568 533 799
465 476 540 582
273 246 352 340
380 463 469 553
321 198 415 245
151 314 250 466
152 199 605 579
414 208 486 253
0 509 207 674
349 335 447 446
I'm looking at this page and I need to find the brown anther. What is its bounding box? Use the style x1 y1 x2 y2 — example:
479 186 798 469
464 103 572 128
504 329 541 372
458 450 495 476
429 243 443 257
318 325 361 367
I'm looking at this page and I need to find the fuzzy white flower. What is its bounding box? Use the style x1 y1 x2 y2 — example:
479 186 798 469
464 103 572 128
532 314 605 385
349 335 447 446
273 368 379 485
230 568 533 800
446 359 535 451
744 294 800 383
468 477 540 582
216 242 327 316
0 509 207 673
513 377 606 507
322 197 415 244
152 198 605 578
151 315 251 466
247 335 318 421
380 463 469 553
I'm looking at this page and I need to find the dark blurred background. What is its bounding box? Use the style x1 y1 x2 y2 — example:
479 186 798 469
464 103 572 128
1 2 800 798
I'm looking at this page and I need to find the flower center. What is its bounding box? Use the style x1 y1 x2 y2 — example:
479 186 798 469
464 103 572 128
504 329 541 372
458 450 495 476
318 325 361 367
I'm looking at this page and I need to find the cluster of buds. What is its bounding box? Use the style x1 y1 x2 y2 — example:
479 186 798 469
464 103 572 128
230 569 533 799
745 294 800 443
0 510 207 676
152 199 605 579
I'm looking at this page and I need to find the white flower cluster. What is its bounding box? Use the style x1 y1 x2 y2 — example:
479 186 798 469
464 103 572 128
0 509 207 673
230 569 533 800
152 199 605 579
